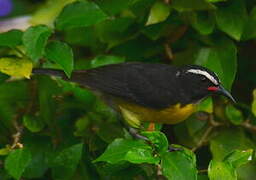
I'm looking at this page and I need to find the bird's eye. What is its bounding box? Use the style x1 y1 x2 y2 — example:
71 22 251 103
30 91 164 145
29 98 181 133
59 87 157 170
201 77 206 81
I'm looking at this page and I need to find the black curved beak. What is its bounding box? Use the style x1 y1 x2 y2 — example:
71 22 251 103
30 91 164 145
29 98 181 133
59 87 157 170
217 85 236 103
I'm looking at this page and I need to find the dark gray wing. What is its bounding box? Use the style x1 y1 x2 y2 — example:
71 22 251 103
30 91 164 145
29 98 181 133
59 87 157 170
71 62 180 109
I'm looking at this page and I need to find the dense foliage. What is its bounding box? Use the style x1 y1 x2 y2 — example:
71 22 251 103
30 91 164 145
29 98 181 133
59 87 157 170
0 0 256 179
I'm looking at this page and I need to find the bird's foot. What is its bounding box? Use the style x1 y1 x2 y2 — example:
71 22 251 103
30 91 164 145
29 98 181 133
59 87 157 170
168 145 183 152
128 127 149 141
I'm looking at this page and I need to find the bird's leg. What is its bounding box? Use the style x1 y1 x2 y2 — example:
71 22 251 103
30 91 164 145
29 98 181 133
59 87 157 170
147 122 155 131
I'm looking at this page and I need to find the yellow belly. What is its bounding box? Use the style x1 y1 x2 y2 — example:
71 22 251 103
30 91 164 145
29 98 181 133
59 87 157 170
118 102 197 128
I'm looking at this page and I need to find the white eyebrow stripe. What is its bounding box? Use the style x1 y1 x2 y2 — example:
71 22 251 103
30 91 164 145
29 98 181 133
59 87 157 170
186 69 218 85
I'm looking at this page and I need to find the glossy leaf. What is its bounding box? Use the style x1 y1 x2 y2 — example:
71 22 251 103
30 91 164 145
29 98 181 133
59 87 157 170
0 57 32 78
0 30 23 47
215 0 248 40
52 143 83 180
146 1 171 25
5 148 32 180
161 148 197 180
55 1 107 30
22 25 52 62
210 129 255 161
224 149 253 169
141 131 168 154
45 41 74 77
94 138 159 164
208 160 237 180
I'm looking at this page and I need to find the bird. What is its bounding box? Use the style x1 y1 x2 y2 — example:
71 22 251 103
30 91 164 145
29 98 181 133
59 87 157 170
32 62 235 141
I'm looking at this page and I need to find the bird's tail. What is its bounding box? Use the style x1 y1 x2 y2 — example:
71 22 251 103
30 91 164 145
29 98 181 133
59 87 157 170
32 68 67 79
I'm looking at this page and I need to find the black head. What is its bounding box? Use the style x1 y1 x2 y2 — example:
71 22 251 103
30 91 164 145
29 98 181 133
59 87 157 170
176 65 235 104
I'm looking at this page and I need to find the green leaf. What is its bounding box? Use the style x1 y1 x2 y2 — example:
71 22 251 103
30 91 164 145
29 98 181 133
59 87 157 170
90 55 125 68
141 131 168 154
225 105 243 125
171 0 215 11
215 0 248 40
242 7 256 40
5 148 32 180
197 97 213 113
189 11 215 35
161 148 197 180
52 143 83 180
22 25 52 62
95 17 135 48
95 0 133 15
210 129 255 161
208 160 237 180
146 1 171 25
23 115 45 133
55 1 108 30
252 89 256 117
0 57 32 78
45 41 74 77
0 30 23 47
94 138 159 164
195 38 237 90
224 149 253 169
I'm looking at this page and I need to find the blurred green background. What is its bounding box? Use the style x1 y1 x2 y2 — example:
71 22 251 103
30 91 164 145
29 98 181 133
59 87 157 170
0 0 256 179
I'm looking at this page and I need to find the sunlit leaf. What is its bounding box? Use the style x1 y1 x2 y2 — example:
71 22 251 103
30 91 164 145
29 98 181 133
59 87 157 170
208 160 237 180
31 0 76 26
224 149 253 169
0 57 32 78
146 1 171 25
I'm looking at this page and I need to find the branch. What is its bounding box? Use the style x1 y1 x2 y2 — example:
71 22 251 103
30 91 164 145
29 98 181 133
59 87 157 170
241 119 256 132
164 43 174 61
192 114 223 152
10 113 24 149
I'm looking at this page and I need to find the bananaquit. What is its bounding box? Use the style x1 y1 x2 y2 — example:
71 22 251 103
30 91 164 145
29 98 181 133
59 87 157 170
33 62 235 138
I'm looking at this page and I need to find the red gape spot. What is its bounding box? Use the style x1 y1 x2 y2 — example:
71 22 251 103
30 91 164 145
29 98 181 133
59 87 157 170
208 86 219 91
